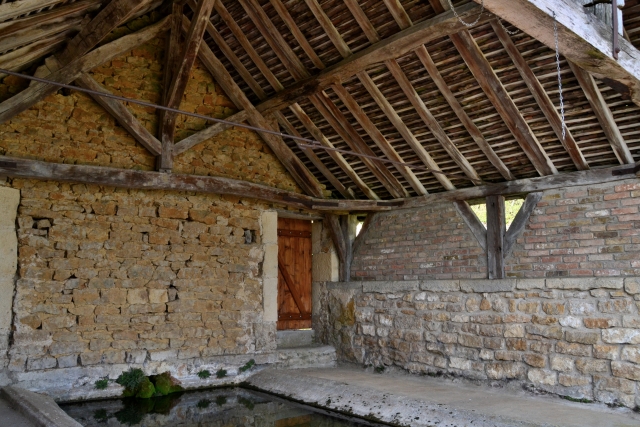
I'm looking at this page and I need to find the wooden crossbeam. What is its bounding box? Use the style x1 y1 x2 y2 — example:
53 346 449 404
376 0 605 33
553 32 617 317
289 102 379 200
270 0 325 70
491 20 589 171
274 111 355 199
568 62 635 165
476 0 640 108
256 3 490 115
450 30 558 177
414 46 514 181
0 16 171 125
158 0 216 171
310 92 409 199
191 23 325 198
504 192 543 257
332 83 429 195
453 201 487 252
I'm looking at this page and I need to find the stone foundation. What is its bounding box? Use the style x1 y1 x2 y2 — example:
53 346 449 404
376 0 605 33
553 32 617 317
317 278 640 408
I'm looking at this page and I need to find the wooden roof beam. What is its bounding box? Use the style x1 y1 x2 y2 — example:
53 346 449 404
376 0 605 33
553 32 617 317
0 33 69 77
382 0 413 29
450 30 558 176
304 0 352 58
193 32 326 198
289 103 380 200
344 0 380 43
568 61 634 165
332 83 431 195
475 0 640 107
310 92 410 198
414 46 514 181
157 0 217 171
275 111 356 199
0 16 171 125
491 20 589 171
0 0 83 23
256 2 491 115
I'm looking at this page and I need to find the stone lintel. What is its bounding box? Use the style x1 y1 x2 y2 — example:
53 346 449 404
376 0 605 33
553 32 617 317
460 279 516 293
420 280 460 292
362 281 419 293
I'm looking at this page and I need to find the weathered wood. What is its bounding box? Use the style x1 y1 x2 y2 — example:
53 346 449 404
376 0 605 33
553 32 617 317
74 72 163 156
351 213 378 257
161 2 185 104
382 0 413 29
325 214 349 281
0 0 71 23
0 15 84 54
238 0 309 80
414 46 514 181
159 0 216 172
381 61 482 186
304 0 351 57
475 0 640 107
274 110 355 200
568 61 634 165
289 102 379 200
341 215 358 281
0 155 315 210
173 110 249 155
214 1 284 92
453 200 487 252
0 16 171 125
0 33 68 76
270 0 325 70
0 0 99 36
450 30 558 177
504 192 543 257
278 251 306 317
344 0 380 43
57 0 155 65
491 20 590 171
486 194 506 279
332 83 429 195
310 92 409 199
193 27 325 198
256 3 489 115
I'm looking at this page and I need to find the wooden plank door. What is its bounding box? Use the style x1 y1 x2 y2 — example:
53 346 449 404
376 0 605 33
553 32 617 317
277 218 312 330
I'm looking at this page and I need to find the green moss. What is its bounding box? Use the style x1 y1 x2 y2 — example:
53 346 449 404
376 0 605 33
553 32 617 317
135 377 156 399
238 396 255 410
116 368 146 396
561 395 593 404
239 359 255 373
197 370 211 379
216 369 227 379
374 366 385 373
152 372 183 396
586 49 608 61
197 399 211 409
94 378 108 390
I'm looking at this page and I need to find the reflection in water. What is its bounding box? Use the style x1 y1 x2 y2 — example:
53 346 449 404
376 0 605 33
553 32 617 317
60 388 374 426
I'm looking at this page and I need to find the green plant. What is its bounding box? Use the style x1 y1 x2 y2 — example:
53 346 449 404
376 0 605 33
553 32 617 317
561 396 593 404
215 396 227 406
374 366 385 373
239 359 255 373
196 399 211 409
116 368 146 391
95 378 109 390
238 396 254 410
151 372 183 395
216 368 227 379
93 408 109 423
197 369 211 379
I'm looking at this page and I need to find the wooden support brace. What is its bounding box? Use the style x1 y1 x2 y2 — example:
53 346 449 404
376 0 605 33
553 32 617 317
486 195 506 279
453 201 487 252
325 214 350 281
504 192 543 258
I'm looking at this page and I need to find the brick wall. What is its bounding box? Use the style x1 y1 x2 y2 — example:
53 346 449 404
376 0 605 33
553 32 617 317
352 179 640 280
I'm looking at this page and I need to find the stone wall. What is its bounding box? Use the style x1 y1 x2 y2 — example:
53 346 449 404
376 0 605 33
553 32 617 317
351 178 640 280
317 278 640 408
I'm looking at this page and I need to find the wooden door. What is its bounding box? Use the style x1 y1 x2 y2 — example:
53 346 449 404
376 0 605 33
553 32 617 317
277 218 312 330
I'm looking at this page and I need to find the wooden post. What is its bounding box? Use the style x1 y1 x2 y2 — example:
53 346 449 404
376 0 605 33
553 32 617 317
486 195 506 279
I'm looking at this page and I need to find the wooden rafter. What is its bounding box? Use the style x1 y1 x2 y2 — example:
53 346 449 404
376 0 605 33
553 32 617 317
344 0 380 43
158 0 216 171
0 16 171 125
304 0 352 58
491 20 589 171
450 30 558 176
0 32 69 76
0 16 84 56
270 0 325 70
0 0 75 23
274 111 355 199
256 3 489 115
193 31 325 198
414 46 514 181
332 83 429 195
568 61 635 165
289 102 379 200
382 0 413 29
309 92 409 199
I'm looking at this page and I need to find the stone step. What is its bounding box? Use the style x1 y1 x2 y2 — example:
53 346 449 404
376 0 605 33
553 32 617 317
275 345 337 370
276 329 314 348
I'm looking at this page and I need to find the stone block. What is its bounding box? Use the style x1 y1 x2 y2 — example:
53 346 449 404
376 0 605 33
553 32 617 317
565 330 599 345
362 281 419 293
576 358 608 374
261 211 277 244
621 346 640 364
27 356 57 371
149 289 168 304
559 374 591 387
460 279 515 293
127 288 149 305
73 288 100 305
624 278 640 295
486 362 525 379
420 280 460 292
263 277 278 322
100 288 128 305
57 354 78 368
547 277 623 290
550 355 574 372
516 279 545 290
126 350 147 364
0 187 20 228
504 324 525 338
611 361 640 381
593 345 619 360
528 369 557 386
602 328 640 344
263 243 278 279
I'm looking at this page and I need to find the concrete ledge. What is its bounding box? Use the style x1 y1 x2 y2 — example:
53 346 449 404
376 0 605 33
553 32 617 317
362 280 419 293
460 279 516 293
1 386 82 427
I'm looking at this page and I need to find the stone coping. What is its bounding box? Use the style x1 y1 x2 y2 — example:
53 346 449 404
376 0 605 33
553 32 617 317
1 386 82 427
322 277 639 293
